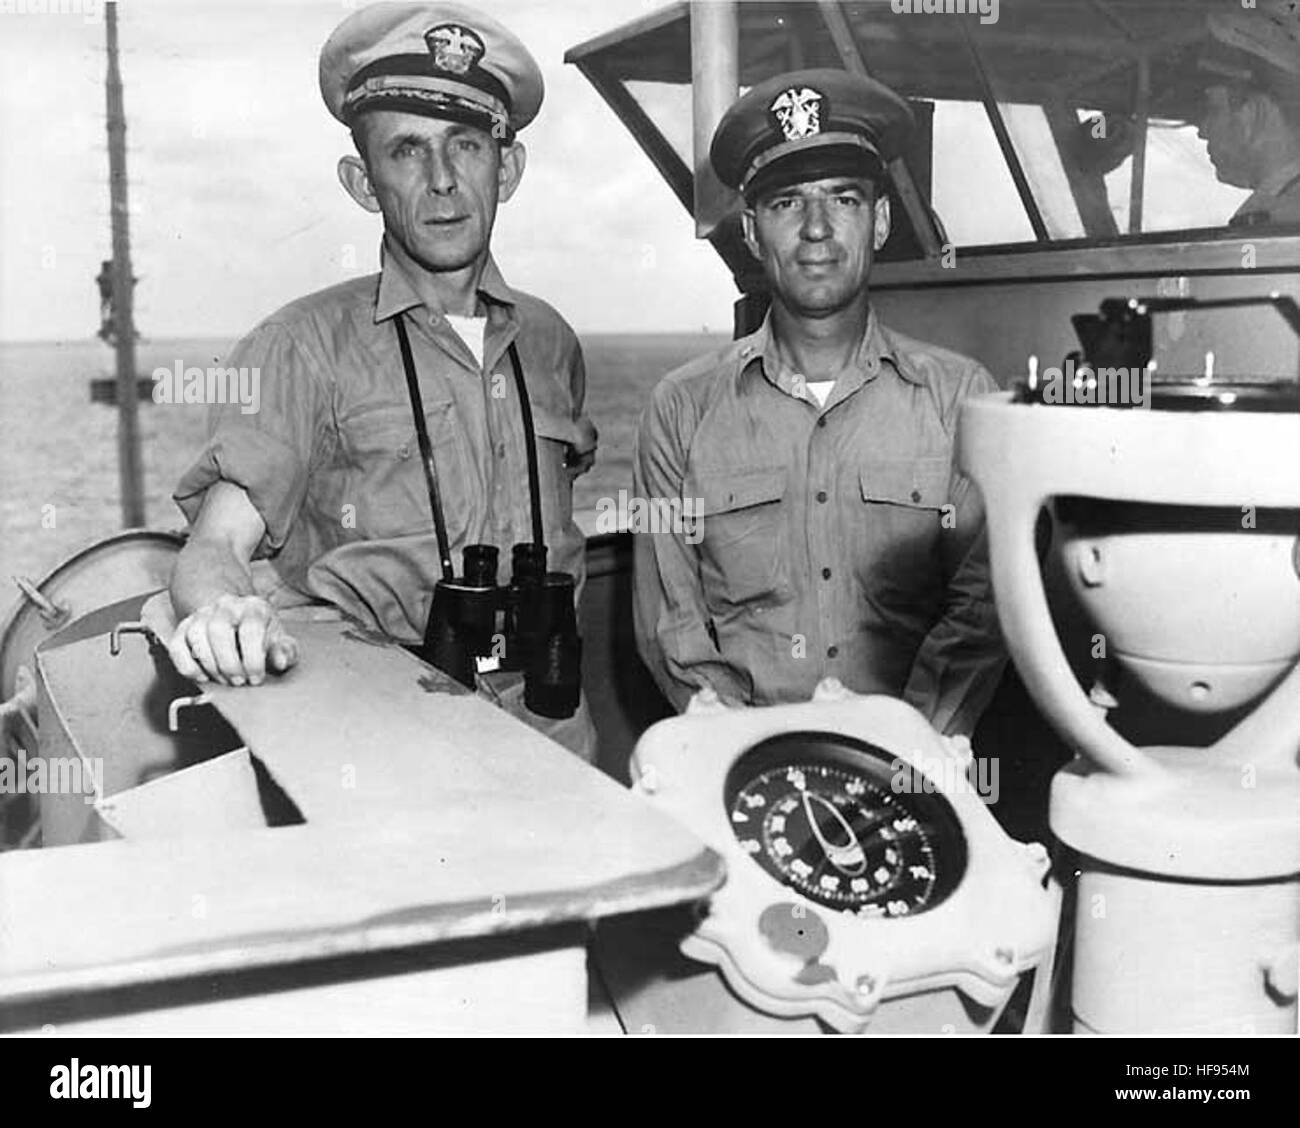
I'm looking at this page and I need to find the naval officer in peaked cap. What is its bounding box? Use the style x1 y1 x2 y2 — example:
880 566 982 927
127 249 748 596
168 2 600 760
634 68 1007 739
709 68 915 204
1197 0 1300 227
319 1 543 138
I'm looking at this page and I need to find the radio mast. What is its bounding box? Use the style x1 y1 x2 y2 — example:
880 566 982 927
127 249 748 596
103 0 145 527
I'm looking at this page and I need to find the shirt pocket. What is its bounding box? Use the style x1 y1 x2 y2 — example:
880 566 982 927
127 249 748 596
530 407 577 530
688 463 789 612
336 403 467 542
857 456 951 594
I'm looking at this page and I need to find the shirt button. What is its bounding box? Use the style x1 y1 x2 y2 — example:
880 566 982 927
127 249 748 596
821 567 832 580
398 442 411 459
496 442 506 458
827 645 839 659
911 489 922 503
816 490 828 504
817 416 827 428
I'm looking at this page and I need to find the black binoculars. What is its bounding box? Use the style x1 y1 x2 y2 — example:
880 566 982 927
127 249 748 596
419 543 582 720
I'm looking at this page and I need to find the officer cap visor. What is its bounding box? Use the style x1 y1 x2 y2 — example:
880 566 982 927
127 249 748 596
744 144 886 206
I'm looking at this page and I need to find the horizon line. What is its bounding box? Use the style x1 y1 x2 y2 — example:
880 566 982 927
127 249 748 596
0 327 730 347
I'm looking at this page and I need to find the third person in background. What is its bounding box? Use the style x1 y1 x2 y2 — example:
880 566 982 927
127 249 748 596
1199 0 1300 227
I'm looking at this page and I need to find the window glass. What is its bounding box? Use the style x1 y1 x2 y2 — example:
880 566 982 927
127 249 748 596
623 80 695 171
603 1 1300 258
930 100 1039 246
972 12 1292 239
849 0 1300 249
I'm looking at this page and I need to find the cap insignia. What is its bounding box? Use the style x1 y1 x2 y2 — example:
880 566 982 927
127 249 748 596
424 24 485 75
769 86 823 142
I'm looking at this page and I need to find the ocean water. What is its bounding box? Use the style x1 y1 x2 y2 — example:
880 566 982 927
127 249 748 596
0 333 727 586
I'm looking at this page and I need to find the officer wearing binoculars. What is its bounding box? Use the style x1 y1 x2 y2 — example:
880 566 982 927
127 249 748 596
165 3 599 760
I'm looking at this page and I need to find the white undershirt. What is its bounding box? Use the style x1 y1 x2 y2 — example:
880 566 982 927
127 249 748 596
445 314 486 368
803 379 836 408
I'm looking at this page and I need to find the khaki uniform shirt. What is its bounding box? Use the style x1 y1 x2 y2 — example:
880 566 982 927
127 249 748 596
174 250 593 643
633 310 1005 737
1232 161 1300 227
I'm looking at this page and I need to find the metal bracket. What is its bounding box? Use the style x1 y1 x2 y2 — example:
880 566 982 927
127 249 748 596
167 693 212 733
109 620 153 656
13 576 70 629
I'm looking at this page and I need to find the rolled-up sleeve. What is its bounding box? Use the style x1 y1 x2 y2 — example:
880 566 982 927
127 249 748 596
564 329 598 466
172 322 326 557
633 381 752 711
901 365 1006 736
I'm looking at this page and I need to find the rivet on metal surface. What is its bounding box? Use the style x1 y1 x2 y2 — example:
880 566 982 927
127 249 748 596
1024 841 1050 867
1077 543 1106 587
13 576 70 628
168 693 212 733
109 621 152 656
811 677 851 702
1088 679 1119 712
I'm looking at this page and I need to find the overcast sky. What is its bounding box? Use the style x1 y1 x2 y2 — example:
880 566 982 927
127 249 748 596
0 0 1246 343
0 0 737 341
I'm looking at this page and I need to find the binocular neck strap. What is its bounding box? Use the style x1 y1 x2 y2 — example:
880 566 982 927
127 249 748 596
394 313 456 581
506 340 546 550
392 313 547 575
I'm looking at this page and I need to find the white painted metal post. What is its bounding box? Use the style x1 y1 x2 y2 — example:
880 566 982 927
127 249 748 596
691 1 739 238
